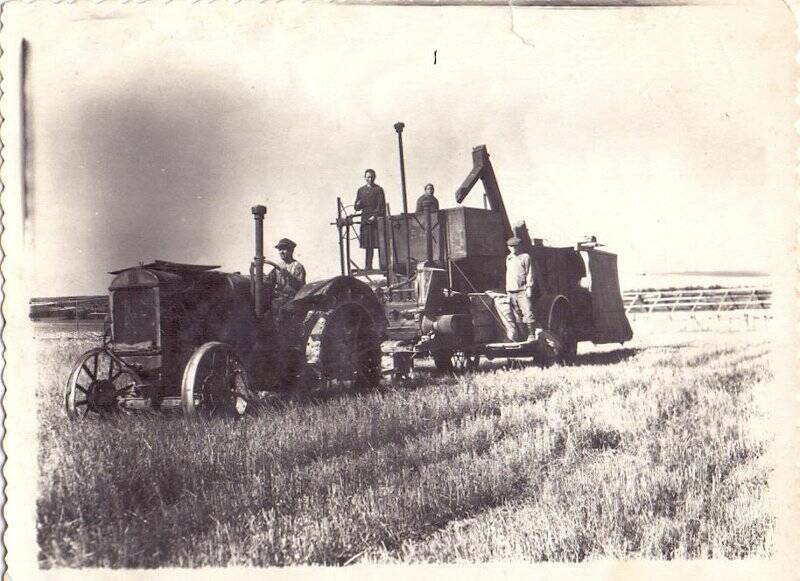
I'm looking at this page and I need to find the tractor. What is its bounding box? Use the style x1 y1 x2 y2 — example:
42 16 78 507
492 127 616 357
64 123 632 420
64 205 387 419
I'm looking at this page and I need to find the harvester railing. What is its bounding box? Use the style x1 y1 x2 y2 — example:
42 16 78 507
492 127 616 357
333 197 419 300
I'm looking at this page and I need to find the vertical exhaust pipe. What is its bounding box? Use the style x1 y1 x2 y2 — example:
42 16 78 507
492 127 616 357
251 205 267 317
394 122 412 279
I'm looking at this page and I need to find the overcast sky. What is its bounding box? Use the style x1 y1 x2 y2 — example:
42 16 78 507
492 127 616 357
3 1 795 296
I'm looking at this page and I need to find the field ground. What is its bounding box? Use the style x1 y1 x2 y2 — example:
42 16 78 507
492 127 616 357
35 320 774 567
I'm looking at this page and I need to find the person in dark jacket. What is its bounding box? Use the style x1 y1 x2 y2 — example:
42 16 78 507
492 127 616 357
354 169 386 270
415 183 440 213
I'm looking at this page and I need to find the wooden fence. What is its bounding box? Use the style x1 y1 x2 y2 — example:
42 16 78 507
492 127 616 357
622 287 771 314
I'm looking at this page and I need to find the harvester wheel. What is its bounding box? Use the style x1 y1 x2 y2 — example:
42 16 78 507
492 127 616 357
181 342 253 419
541 299 577 366
432 350 480 374
65 347 141 420
303 304 381 390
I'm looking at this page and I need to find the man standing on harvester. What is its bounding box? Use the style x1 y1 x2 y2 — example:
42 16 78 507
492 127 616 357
504 236 539 342
354 169 386 271
415 183 440 213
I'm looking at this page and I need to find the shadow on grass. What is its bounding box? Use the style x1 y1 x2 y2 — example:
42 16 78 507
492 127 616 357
256 347 646 410
258 372 458 410
468 347 644 373
569 348 643 366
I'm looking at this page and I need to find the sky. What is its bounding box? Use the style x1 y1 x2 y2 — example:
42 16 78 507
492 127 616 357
2 1 795 296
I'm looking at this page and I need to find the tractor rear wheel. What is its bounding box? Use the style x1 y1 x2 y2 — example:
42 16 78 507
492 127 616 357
303 304 381 390
181 342 253 419
65 347 141 420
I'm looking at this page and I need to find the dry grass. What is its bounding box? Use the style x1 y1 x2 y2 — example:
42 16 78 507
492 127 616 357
35 324 773 567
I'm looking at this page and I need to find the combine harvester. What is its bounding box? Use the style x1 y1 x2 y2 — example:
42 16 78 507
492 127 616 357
64 123 632 420
333 123 632 375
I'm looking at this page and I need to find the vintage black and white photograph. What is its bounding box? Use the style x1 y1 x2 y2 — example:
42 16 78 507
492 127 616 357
1 1 797 578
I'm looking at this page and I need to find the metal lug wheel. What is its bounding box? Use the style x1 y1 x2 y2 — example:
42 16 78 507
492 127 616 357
65 347 141 420
304 304 381 390
181 342 253 419
541 300 578 366
432 350 480 374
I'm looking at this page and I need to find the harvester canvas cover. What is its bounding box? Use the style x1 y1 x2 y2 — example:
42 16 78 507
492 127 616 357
584 249 633 343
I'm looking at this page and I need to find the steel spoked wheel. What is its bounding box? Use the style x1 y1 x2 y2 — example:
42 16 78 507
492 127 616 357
307 304 381 390
181 342 252 419
432 350 480 374
65 348 141 420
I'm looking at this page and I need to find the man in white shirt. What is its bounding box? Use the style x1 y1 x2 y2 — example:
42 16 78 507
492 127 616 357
503 237 539 342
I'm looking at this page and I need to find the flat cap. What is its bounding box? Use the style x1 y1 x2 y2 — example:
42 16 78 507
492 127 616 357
275 238 297 250
506 237 522 247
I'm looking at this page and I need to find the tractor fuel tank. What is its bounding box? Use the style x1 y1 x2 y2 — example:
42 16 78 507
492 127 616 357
468 293 505 343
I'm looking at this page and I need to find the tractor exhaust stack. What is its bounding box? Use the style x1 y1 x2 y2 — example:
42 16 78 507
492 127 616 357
251 205 267 317
394 122 413 279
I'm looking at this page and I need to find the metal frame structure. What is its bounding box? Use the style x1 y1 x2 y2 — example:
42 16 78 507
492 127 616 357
334 197 442 301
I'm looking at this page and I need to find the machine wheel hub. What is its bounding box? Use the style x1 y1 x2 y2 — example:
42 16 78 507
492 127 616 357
87 379 119 414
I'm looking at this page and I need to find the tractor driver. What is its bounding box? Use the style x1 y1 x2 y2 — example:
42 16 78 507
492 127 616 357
503 237 540 342
265 238 307 302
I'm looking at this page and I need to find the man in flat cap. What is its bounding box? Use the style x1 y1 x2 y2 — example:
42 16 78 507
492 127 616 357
354 169 386 271
501 236 539 342
265 238 307 301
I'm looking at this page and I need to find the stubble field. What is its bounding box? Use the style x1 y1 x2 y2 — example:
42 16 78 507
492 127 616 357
35 322 774 567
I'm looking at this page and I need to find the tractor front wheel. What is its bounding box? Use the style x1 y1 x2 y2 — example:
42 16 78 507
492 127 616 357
65 347 141 420
181 342 253 419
